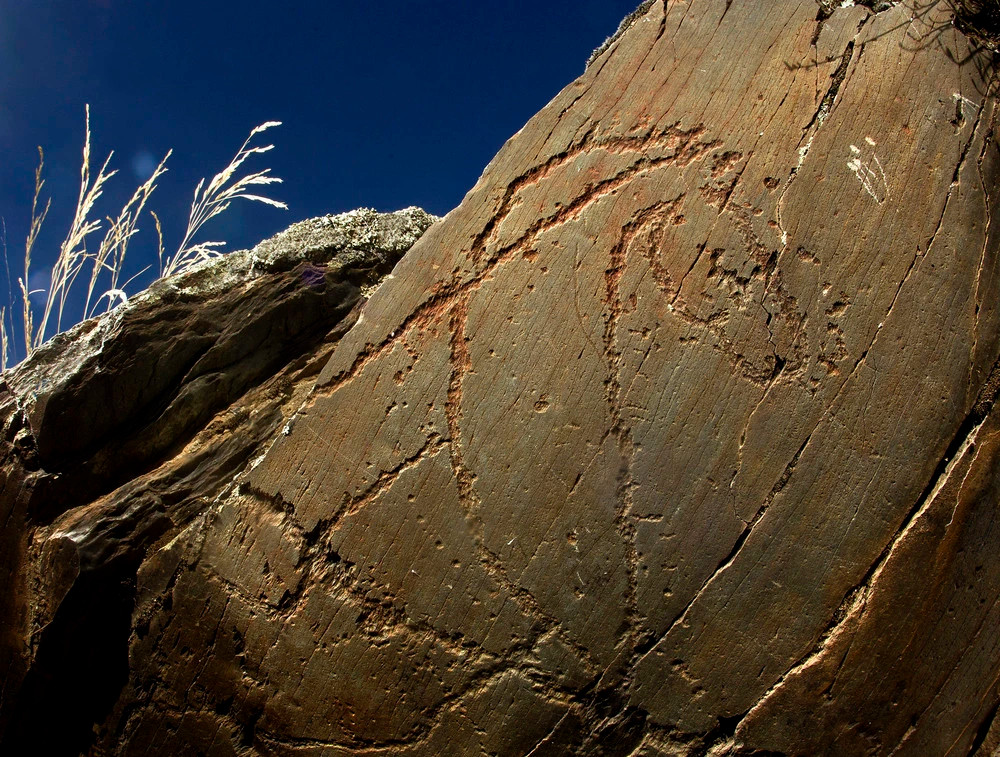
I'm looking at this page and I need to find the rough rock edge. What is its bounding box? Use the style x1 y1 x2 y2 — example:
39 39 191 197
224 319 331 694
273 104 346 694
949 0 1000 51
0 206 438 755
584 0 908 70
3 206 438 415
586 0 657 69
817 0 900 16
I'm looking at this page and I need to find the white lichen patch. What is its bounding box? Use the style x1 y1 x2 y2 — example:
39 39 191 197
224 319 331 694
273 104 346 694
149 206 438 299
251 206 437 271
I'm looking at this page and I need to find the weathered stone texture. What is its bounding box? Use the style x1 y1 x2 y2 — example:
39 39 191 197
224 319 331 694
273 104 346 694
0 208 436 755
2 1 1000 755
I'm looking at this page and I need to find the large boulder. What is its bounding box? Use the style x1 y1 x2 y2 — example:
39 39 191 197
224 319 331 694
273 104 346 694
3 2 1000 754
0 208 437 755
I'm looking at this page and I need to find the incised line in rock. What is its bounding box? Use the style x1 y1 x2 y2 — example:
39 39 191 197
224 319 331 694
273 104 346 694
317 125 724 401
468 122 712 264
254 660 578 754
300 128 728 674
443 294 602 672
333 433 447 525
846 137 889 204
201 504 516 673
626 197 804 388
471 123 722 268
776 21 864 247
601 204 674 651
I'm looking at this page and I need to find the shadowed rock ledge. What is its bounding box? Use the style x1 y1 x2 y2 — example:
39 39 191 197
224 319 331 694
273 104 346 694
0 207 436 755
3 1 1000 755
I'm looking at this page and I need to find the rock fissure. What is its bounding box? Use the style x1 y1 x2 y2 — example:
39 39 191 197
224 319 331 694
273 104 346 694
739 357 1000 748
3 3 999 754
776 15 865 247
968 98 997 386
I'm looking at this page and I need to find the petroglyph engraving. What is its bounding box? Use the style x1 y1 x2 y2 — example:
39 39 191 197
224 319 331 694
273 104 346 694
847 137 888 205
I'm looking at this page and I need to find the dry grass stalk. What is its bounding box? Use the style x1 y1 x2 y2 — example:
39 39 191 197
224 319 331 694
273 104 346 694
3 109 285 369
0 306 8 372
163 121 286 277
84 150 170 318
21 146 50 354
34 105 118 348
152 211 165 276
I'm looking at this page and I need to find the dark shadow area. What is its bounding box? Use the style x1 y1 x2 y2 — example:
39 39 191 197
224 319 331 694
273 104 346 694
803 0 998 94
0 557 137 755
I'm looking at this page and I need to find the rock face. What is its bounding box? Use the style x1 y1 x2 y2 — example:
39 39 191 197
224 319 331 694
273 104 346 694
0 207 437 755
2 2 1000 755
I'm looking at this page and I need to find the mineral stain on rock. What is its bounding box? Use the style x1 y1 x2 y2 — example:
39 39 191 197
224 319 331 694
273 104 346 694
2 2 1000 755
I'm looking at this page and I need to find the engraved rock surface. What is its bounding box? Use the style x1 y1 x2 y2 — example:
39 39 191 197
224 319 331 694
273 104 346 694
0 207 436 755
3 2 1000 755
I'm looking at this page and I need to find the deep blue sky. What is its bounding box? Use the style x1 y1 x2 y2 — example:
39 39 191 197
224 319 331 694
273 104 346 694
0 0 640 359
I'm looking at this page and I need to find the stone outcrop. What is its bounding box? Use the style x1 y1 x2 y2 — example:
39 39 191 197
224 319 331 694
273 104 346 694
0 208 436 755
3 1 1000 755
